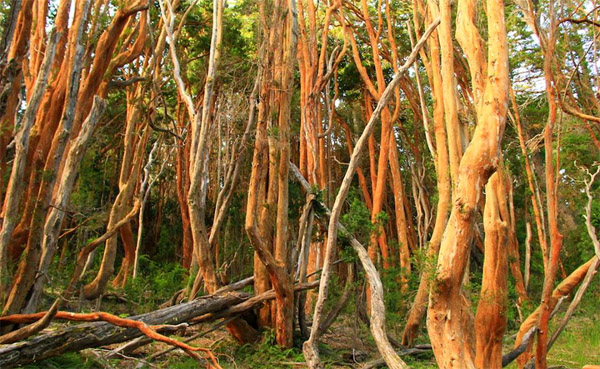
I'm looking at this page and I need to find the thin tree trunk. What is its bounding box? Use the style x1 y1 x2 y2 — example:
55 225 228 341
474 171 509 369
0 31 59 307
301 20 439 368
524 221 532 290
510 86 549 268
535 2 563 365
388 132 411 291
402 0 451 346
514 256 598 367
24 96 106 313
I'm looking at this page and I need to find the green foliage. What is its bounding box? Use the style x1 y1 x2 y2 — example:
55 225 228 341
380 264 412 328
288 180 305 220
341 189 373 243
162 355 205 369
266 125 280 140
401 353 438 369
122 257 188 310
339 239 358 263
224 330 305 368
19 352 97 369
411 247 437 286
505 276 524 331
164 330 343 368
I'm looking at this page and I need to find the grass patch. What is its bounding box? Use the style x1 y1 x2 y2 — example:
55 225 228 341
19 352 98 369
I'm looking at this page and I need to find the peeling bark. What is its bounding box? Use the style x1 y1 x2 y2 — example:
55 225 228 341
426 0 510 365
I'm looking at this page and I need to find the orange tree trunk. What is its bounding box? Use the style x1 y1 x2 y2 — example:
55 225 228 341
244 0 297 348
402 0 451 346
426 0 510 365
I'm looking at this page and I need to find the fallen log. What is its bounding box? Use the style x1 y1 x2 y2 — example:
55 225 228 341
1 311 221 366
0 280 321 368
111 281 320 361
0 292 247 368
191 280 320 323
214 276 254 294
359 346 433 369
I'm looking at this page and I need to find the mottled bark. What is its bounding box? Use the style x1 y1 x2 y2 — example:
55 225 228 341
426 0 509 365
402 0 451 346
0 31 59 307
474 171 509 369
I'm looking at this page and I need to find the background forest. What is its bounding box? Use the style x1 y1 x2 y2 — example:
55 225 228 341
0 0 599 368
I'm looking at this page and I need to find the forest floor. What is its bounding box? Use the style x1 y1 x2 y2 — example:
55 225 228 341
16 288 599 369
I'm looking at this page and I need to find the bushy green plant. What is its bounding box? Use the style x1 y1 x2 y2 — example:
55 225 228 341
20 352 97 369
341 189 373 243
123 256 189 310
225 330 305 368
381 263 413 330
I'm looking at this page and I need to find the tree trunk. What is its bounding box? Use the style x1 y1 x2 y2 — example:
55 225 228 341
24 96 106 313
0 32 59 308
426 0 509 365
301 19 439 368
402 0 451 345
245 0 297 347
474 171 509 369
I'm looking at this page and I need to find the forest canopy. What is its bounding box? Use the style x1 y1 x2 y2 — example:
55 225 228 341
0 0 599 368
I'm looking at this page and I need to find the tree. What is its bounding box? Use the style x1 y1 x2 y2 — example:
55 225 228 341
426 0 511 367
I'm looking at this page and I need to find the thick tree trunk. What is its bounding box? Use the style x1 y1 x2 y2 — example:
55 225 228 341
0 0 33 175
17 1 92 310
426 0 509 365
244 0 297 348
272 0 297 346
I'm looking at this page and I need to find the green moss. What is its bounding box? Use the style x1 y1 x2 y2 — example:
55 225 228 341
20 352 97 369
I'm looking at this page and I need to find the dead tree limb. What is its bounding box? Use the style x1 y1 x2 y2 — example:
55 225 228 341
1 310 221 367
359 346 433 369
0 300 59 344
300 17 440 369
191 280 320 323
501 327 536 367
108 281 320 361
105 323 189 359
0 280 321 368
0 293 246 368
147 316 237 360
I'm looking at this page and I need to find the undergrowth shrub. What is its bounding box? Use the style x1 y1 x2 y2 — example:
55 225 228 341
123 255 188 310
